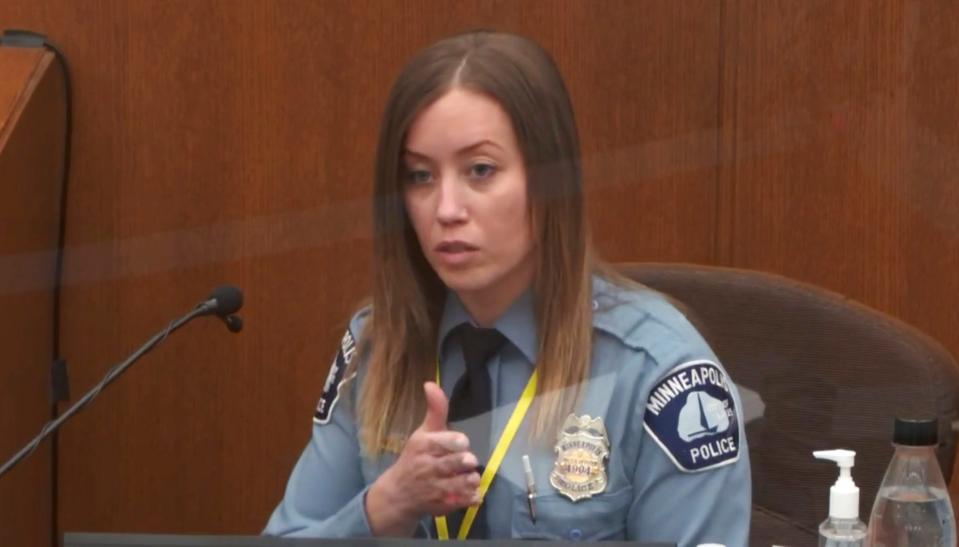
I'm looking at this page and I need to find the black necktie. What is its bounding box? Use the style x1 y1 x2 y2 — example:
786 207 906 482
445 324 506 539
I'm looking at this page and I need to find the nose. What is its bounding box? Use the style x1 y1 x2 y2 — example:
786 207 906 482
435 175 467 225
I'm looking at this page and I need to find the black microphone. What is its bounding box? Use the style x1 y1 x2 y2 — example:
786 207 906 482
196 285 244 333
197 284 244 316
0 285 244 479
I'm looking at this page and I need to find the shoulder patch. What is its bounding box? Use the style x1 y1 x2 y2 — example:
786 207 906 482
313 327 359 425
642 360 740 472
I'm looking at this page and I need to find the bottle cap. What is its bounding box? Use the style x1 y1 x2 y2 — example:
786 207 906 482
893 417 938 446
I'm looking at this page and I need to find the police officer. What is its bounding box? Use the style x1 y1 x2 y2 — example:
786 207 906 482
264 30 750 545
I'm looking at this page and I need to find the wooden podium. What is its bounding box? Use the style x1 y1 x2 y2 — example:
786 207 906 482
0 44 67 547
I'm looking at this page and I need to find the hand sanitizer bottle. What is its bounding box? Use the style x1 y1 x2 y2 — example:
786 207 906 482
814 449 867 546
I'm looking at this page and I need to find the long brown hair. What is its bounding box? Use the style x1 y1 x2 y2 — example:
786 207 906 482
357 30 593 454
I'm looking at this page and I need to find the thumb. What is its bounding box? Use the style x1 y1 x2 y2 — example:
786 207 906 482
420 381 448 432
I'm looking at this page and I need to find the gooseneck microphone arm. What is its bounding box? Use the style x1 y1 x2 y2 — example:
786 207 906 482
0 285 243 479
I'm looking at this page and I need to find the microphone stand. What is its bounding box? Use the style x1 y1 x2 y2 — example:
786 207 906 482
0 300 230 478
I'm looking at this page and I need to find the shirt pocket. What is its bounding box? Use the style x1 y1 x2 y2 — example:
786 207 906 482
510 485 633 541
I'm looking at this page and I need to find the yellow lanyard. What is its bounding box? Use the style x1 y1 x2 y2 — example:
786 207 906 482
433 364 538 540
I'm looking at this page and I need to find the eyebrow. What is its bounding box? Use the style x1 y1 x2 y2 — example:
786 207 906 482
403 139 505 160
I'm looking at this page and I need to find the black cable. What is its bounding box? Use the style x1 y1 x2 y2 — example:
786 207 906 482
43 38 72 547
43 33 73 545
45 39 72 391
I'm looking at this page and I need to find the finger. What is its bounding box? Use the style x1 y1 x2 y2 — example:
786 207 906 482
436 472 482 510
454 473 483 506
420 381 449 432
442 489 481 508
421 430 470 454
434 451 479 477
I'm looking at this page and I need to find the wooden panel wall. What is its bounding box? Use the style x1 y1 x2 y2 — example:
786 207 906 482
0 48 64 547
577 3 721 264
718 0 959 355
1 0 958 543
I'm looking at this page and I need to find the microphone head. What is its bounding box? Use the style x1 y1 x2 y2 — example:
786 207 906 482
208 285 243 316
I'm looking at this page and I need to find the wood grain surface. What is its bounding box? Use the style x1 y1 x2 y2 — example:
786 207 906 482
0 48 63 547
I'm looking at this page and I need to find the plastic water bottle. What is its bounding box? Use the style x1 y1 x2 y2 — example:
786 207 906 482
866 417 956 547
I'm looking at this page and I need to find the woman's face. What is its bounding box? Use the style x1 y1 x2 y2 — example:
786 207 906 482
402 88 535 312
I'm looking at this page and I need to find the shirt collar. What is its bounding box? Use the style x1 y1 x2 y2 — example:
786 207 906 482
436 289 538 364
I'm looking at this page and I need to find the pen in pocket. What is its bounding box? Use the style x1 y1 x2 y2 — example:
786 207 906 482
522 454 537 524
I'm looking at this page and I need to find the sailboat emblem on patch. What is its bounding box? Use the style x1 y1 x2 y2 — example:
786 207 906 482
549 413 609 502
678 391 730 441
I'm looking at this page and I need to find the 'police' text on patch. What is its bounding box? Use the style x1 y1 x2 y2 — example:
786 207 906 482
313 328 358 425
642 360 740 472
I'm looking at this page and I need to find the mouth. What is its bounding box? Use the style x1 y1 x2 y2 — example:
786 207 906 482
433 241 479 267
436 240 479 253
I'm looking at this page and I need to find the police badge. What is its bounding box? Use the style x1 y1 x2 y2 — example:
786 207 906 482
549 413 609 502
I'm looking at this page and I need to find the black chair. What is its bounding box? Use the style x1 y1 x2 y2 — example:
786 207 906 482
618 262 959 546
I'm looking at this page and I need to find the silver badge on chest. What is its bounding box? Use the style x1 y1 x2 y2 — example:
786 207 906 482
549 413 609 502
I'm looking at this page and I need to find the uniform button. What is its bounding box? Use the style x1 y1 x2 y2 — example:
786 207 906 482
568 528 583 541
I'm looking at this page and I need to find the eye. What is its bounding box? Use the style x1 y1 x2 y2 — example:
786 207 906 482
468 162 497 181
404 168 433 185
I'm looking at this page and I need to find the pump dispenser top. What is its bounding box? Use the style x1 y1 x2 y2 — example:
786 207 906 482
813 449 859 519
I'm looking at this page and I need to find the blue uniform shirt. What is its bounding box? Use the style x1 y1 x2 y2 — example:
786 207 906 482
264 275 751 545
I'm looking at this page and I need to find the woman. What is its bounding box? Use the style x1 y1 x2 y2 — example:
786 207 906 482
265 30 750 544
